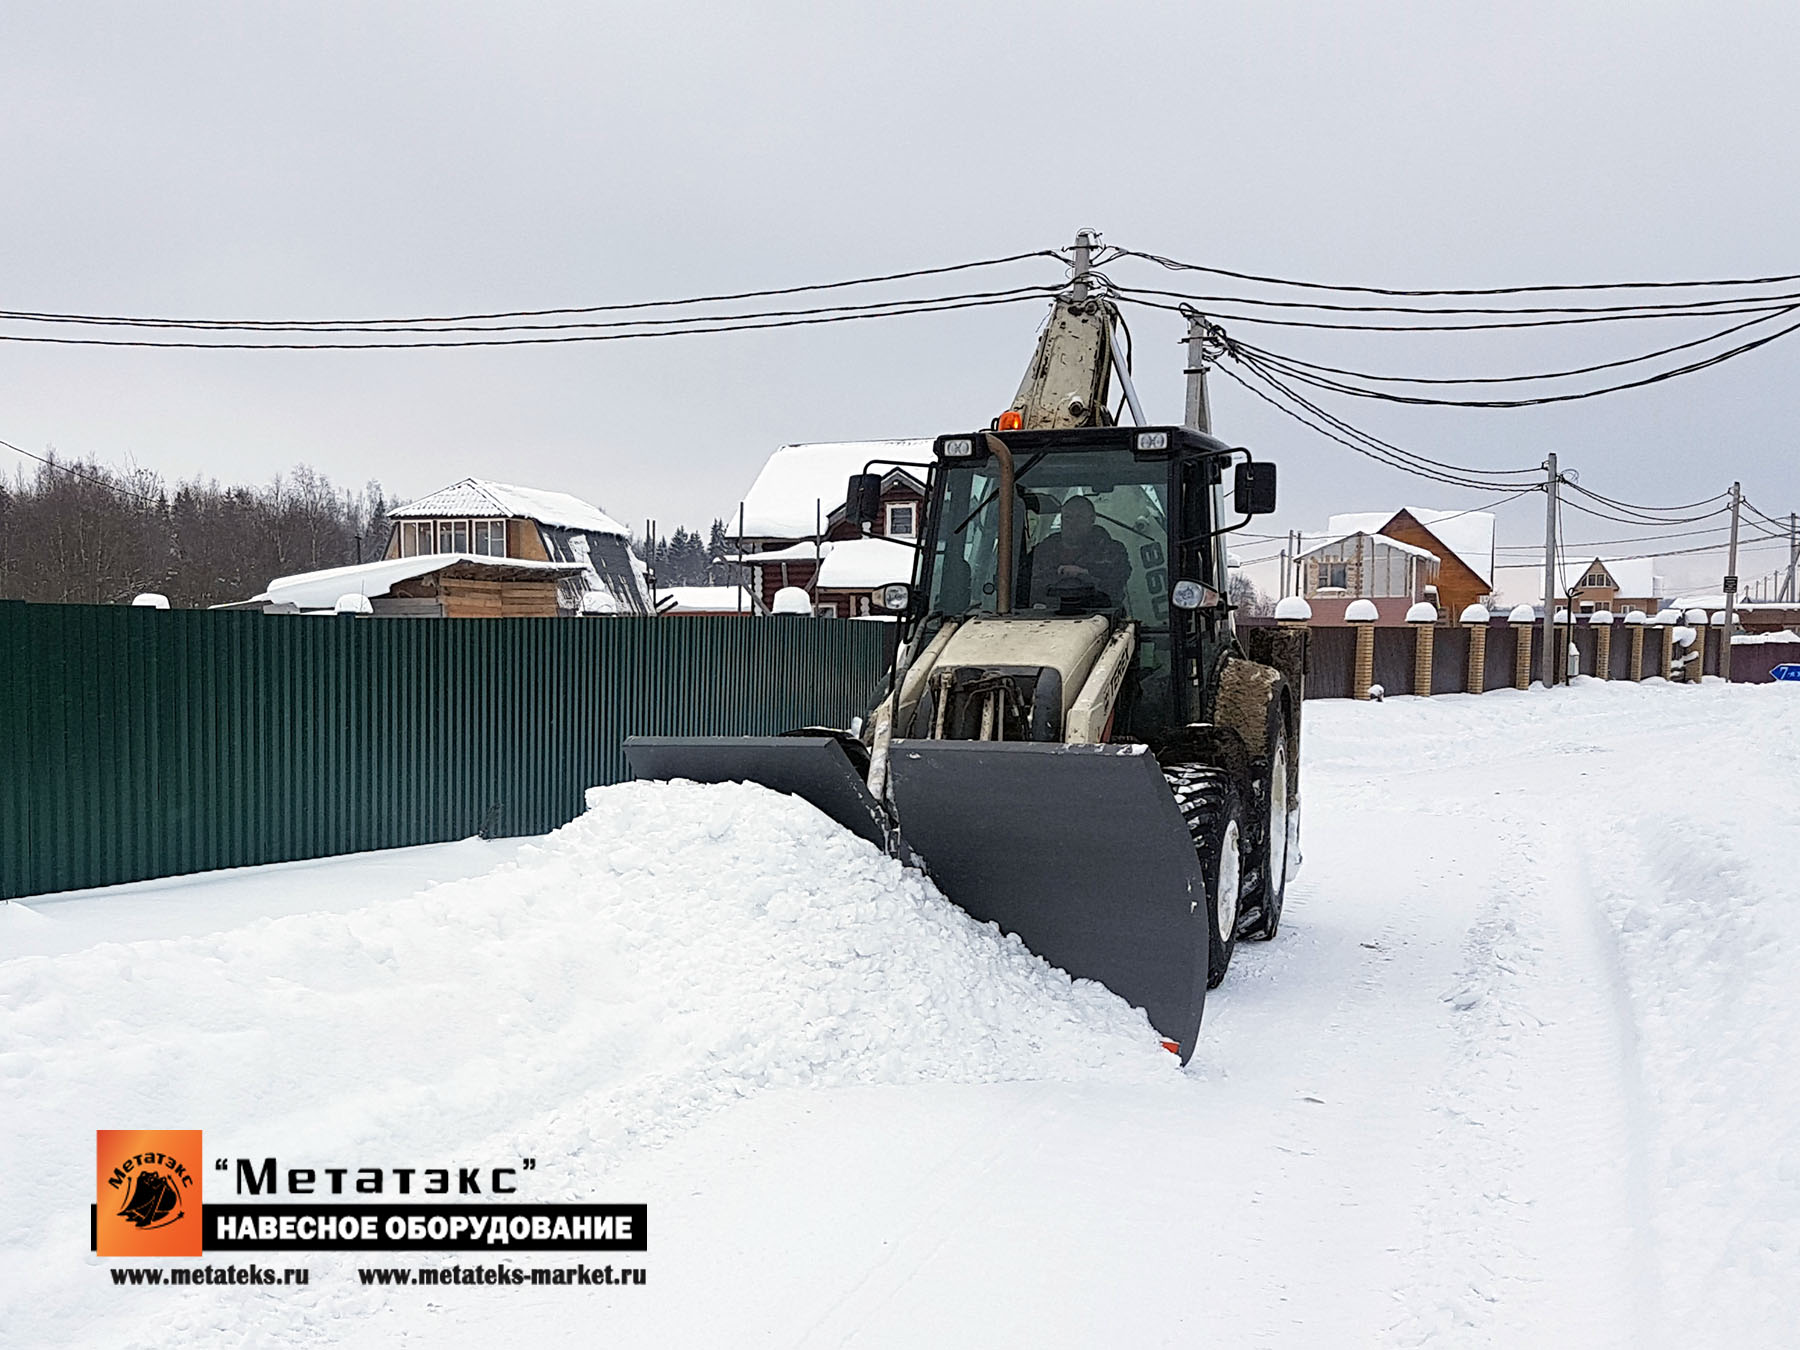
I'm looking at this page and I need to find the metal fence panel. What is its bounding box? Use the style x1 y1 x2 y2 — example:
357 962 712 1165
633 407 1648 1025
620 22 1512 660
1432 627 1469 694
1 605 890 900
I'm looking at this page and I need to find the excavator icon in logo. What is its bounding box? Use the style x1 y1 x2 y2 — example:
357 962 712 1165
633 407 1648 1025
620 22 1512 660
116 1165 186 1231
96 1130 203 1257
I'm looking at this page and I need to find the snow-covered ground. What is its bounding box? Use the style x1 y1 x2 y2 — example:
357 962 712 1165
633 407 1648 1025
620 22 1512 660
4 678 1796 1347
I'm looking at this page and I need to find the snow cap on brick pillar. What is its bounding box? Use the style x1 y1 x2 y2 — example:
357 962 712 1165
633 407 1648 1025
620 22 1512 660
1274 595 1312 626
1347 599 1378 701
1461 603 1490 694
1509 604 1536 690
1408 602 1438 697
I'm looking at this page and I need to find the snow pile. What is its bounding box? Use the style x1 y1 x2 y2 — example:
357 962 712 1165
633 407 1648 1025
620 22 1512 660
1 780 1168 1340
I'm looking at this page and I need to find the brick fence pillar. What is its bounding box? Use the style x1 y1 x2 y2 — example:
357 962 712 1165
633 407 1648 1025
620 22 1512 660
1347 599 1379 700
1625 611 1646 680
1461 604 1490 694
1593 611 1613 680
1509 604 1536 690
1408 601 1438 696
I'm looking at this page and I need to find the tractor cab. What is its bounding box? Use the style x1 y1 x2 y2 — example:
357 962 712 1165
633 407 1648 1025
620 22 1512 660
857 426 1274 748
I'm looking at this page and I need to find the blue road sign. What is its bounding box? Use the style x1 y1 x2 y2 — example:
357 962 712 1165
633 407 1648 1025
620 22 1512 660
1772 664 1800 682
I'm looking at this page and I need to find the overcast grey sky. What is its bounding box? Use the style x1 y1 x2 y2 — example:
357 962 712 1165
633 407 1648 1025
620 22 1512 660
5 1 1797 591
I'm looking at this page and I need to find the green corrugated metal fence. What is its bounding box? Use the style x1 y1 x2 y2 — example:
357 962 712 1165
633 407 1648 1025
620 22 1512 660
0 602 891 900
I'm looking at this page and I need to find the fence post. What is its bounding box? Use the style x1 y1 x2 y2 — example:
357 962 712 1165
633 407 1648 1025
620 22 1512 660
1592 610 1613 680
1407 601 1437 696
1347 599 1378 700
1509 604 1536 689
1625 609 1646 681
1679 608 1708 683
1710 609 1733 681
1655 609 1678 680
1461 604 1490 694
1273 595 1312 703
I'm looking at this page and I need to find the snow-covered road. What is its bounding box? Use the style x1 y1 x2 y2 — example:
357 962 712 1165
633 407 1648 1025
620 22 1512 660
5 679 1796 1347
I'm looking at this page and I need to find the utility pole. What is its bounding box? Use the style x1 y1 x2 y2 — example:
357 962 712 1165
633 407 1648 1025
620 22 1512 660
1778 511 1792 608
1070 229 1095 305
1183 312 1213 435
1539 454 1559 688
1721 481 1742 683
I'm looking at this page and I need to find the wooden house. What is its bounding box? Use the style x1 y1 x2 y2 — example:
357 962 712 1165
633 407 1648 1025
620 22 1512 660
727 440 927 615
382 478 651 615
1326 507 1497 621
221 554 587 617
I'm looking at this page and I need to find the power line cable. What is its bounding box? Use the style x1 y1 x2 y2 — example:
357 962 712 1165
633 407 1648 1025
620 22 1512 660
0 251 1060 330
1228 305 1798 388
0 289 1058 351
1224 313 1800 409
1 437 164 503
1114 248 1800 299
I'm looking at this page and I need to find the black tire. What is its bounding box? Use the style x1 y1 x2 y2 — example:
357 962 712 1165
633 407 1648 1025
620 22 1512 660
1163 764 1246 990
1242 704 1293 943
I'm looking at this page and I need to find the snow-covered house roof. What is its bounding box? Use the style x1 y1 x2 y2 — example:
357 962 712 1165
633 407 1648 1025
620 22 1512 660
1556 556 1662 598
816 537 915 590
389 478 630 537
733 440 931 540
225 555 585 611
654 585 765 615
1295 531 1439 564
1328 507 1496 586
729 540 836 565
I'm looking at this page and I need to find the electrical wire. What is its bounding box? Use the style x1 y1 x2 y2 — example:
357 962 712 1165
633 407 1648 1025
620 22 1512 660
1228 305 1799 389
1112 285 1800 335
1225 313 1800 409
0 250 1061 331
1 438 165 503
0 289 1059 350
1113 248 1800 300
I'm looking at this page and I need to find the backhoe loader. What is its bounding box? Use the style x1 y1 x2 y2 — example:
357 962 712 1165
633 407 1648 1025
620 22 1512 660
626 234 1304 1061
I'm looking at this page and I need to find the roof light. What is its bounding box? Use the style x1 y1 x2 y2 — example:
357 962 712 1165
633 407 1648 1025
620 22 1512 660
997 409 1024 431
1136 431 1169 451
942 438 974 458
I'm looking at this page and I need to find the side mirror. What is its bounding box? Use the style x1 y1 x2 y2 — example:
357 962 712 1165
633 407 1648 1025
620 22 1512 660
845 474 884 528
1234 461 1277 515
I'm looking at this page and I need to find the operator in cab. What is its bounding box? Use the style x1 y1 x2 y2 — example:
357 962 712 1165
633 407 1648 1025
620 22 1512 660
1024 494 1131 610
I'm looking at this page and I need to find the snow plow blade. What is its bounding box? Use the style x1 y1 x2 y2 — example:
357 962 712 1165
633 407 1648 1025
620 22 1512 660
622 736 889 848
887 740 1208 1061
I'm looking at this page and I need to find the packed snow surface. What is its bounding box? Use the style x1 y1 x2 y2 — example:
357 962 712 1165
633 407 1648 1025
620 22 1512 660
6 679 1798 1347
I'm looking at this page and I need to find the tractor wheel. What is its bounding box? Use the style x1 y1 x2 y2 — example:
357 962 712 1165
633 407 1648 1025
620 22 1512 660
1242 711 1293 942
1164 764 1246 989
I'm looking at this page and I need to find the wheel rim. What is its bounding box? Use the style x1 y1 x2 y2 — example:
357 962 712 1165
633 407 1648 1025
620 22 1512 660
1218 819 1241 940
1269 738 1289 892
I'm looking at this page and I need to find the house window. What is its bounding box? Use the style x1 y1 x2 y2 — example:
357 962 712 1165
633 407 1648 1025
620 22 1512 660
472 520 510 557
400 518 510 557
815 602 839 618
1583 570 1610 590
885 502 917 539
1323 562 1348 590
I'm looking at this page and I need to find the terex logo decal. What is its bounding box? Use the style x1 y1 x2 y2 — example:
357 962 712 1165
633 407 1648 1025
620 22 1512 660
96 1130 203 1257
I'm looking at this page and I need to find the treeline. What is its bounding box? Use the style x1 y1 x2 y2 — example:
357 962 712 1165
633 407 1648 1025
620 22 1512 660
637 521 745 589
0 455 391 608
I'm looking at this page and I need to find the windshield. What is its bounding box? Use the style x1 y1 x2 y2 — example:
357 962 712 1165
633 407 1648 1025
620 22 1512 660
926 450 1173 627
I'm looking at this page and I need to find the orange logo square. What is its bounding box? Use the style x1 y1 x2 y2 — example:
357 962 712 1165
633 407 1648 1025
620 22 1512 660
96 1131 203 1257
